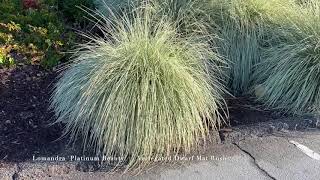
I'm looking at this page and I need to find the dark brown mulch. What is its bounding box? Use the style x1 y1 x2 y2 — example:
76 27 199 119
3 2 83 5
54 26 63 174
227 96 280 126
0 65 64 162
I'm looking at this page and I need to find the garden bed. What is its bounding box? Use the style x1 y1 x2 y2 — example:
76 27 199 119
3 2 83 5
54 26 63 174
1 0 320 175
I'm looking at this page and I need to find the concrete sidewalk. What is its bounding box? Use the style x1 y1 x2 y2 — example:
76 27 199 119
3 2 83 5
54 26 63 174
1 127 320 180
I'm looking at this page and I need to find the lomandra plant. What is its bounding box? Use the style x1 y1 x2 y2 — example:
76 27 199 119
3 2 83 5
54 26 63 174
213 0 265 95
188 0 270 96
253 0 320 114
50 5 227 171
205 0 299 96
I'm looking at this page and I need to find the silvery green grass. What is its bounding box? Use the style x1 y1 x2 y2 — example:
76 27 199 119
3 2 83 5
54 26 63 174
50 4 227 171
203 0 320 114
207 0 266 96
252 0 320 115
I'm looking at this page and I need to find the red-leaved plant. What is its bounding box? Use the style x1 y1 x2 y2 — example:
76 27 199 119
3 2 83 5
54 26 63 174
22 0 40 9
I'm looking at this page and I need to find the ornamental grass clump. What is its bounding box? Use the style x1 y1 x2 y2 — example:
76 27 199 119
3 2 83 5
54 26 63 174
253 0 320 114
213 0 266 96
50 5 227 171
198 0 267 95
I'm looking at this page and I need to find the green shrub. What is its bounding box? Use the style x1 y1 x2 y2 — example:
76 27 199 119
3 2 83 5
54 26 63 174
0 48 14 67
57 0 95 23
252 0 320 114
0 0 75 68
51 5 227 171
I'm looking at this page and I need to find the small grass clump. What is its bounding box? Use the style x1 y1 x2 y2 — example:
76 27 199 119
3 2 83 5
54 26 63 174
51 5 227 171
253 0 320 114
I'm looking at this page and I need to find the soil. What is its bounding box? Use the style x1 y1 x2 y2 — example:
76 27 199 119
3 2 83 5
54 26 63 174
0 64 65 162
227 96 283 126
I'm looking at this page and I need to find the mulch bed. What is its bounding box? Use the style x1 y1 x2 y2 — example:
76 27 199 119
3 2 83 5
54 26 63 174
0 65 64 162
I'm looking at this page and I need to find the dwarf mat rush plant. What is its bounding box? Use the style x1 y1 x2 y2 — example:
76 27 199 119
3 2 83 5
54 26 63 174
51 5 227 171
253 0 320 115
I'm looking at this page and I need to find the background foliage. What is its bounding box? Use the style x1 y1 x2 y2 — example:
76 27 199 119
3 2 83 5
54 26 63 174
0 0 92 68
